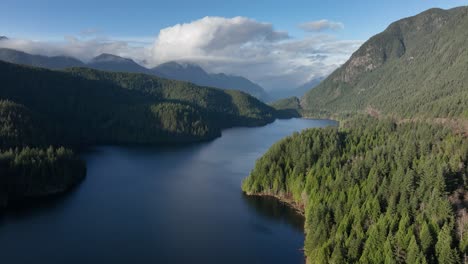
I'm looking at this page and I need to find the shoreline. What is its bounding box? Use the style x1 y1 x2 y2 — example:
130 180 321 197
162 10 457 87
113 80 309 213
243 191 306 217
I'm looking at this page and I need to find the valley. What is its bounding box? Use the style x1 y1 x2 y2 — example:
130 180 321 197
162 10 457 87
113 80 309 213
0 3 467 264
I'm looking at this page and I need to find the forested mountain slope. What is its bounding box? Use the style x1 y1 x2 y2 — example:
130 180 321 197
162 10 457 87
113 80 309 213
0 61 276 145
302 7 468 119
0 48 270 101
0 60 277 207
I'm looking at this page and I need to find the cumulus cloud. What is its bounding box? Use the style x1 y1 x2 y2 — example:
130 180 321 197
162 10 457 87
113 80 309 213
151 16 289 64
0 16 361 91
299 19 344 32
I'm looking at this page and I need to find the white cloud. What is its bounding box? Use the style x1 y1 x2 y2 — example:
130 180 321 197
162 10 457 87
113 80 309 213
151 16 289 64
0 36 151 62
299 19 344 32
0 16 361 91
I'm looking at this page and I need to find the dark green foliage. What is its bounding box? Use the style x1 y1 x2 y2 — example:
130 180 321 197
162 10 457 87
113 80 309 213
0 61 276 146
243 117 468 263
303 7 468 119
65 67 275 132
0 60 277 208
0 100 47 148
0 146 85 207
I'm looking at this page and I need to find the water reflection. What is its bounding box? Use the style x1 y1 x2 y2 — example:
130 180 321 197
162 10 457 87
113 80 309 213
242 193 304 232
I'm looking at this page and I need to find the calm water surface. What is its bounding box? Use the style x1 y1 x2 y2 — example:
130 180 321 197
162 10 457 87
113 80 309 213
0 118 336 264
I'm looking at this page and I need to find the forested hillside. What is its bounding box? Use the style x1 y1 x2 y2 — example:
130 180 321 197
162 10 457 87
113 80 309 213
0 101 85 207
302 7 468 119
243 117 468 263
0 61 276 145
65 67 275 127
270 97 302 118
0 60 278 207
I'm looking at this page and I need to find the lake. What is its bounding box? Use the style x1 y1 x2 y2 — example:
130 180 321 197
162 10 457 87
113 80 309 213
0 118 337 264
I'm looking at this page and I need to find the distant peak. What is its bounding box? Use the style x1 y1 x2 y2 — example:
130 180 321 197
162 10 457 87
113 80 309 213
91 53 134 63
179 61 203 69
0 36 8 41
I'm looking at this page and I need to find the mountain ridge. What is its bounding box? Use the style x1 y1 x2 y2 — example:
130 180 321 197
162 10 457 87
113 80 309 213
0 48 270 101
302 6 468 119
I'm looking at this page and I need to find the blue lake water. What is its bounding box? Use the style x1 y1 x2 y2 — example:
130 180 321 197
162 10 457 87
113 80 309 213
0 118 337 264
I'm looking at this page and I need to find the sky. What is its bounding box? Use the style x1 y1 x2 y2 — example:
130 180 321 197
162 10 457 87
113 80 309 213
0 0 467 91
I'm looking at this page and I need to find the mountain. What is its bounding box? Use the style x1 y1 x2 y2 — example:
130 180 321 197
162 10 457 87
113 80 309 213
293 77 324 97
245 7 468 263
302 7 468 119
269 77 324 101
151 61 269 101
0 48 269 100
0 60 276 145
0 36 7 41
0 60 278 207
87 53 149 74
0 48 85 69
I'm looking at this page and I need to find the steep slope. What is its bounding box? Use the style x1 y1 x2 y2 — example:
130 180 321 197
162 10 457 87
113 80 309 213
87 53 149 74
151 61 269 101
293 77 324 97
0 48 85 69
303 7 468 119
245 7 468 263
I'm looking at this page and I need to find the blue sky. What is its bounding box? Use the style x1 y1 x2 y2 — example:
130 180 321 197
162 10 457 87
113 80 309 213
1 0 466 40
0 0 467 90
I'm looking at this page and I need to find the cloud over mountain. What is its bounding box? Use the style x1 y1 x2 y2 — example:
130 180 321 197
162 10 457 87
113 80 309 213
0 36 150 62
0 16 361 90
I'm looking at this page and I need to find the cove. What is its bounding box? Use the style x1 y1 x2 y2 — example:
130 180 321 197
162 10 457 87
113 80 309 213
0 118 337 264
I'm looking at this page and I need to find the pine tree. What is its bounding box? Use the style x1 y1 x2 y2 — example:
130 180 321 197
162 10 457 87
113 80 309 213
436 224 460 264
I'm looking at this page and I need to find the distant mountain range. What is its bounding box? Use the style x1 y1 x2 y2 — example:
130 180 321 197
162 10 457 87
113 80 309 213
269 77 324 101
151 62 269 101
0 47 269 101
0 48 85 69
